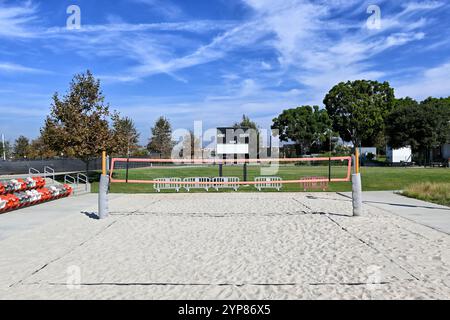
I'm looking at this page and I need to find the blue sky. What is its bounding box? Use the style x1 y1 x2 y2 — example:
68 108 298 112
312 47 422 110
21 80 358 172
1 0 450 145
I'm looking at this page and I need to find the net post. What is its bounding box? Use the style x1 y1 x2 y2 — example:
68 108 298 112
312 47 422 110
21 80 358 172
219 164 223 177
102 151 106 175
352 150 362 216
99 151 109 219
98 174 109 219
355 148 360 174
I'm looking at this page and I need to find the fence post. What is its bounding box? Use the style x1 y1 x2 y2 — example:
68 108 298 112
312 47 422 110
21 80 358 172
125 156 129 183
328 157 331 182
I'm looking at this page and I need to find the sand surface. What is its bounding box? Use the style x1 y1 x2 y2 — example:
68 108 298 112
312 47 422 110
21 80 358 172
0 192 449 299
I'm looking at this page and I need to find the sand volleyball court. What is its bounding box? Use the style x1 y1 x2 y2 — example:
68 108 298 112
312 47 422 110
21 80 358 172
0 192 449 299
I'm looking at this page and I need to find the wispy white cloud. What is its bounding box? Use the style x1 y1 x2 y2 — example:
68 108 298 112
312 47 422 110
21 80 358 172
107 0 448 129
44 20 236 35
236 0 439 103
0 0 39 37
126 20 269 80
395 61 450 100
0 62 49 74
1 0 449 140
132 0 184 19
401 1 445 14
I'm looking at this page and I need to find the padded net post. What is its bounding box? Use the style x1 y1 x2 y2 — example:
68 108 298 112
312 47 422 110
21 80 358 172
98 174 109 219
352 173 362 216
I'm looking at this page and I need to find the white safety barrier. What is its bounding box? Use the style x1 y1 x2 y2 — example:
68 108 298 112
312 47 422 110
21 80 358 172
153 178 182 192
211 177 240 191
183 177 211 192
254 177 282 191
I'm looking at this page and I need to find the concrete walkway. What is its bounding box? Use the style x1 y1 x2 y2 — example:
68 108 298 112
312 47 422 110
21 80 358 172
0 194 99 241
340 191 450 235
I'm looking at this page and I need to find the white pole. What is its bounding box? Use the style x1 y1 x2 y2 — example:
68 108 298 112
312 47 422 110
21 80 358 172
352 173 363 216
1 134 5 161
98 174 109 219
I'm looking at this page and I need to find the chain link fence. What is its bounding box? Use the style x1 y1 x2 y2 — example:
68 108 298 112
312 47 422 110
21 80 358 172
0 158 102 175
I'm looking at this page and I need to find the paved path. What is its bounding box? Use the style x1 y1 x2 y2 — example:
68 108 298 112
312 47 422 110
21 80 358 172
340 191 450 234
0 194 99 241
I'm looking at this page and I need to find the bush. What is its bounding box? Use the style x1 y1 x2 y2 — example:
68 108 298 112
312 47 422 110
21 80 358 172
365 153 375 161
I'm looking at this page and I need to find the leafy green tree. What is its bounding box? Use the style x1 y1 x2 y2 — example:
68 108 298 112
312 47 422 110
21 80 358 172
147 116 173 158
233 114 258 131
272 105 331 155
28 136 57 159
324 80 395 148
112 115 140 156
386 97 450 162
13 136 30 159
41 70 114 171
130 147 149 158
385 98 420 150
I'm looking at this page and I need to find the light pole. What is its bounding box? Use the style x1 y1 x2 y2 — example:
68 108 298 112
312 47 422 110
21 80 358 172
1 134 6 161
325 129 333 182
329 130 332 181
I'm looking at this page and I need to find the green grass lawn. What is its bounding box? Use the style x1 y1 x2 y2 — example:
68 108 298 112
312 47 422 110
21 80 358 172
90 165 450 195
402 182 450 207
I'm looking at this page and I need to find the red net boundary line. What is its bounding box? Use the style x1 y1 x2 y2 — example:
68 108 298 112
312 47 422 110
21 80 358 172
109 157 352 185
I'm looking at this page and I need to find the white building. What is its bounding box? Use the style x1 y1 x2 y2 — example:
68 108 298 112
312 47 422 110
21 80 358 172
386 146 412 163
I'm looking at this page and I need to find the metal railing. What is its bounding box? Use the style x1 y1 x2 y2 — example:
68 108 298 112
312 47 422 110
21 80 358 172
28 168 40 176
77 173 88 191
44 166 55 182
64 174 76 185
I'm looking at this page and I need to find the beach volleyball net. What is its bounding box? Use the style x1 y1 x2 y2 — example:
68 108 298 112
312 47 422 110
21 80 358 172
109 156 352 192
